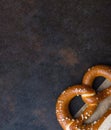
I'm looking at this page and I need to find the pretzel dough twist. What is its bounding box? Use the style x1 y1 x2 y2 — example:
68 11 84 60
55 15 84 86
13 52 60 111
56 65 111 130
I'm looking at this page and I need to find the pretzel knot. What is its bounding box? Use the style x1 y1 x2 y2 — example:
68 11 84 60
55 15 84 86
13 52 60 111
56 65 111 130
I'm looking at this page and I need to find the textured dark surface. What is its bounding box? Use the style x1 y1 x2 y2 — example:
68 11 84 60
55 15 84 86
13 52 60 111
0 0 111 130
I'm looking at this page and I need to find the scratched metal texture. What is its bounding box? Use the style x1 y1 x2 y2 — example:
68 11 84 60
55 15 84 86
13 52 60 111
0 0 111 130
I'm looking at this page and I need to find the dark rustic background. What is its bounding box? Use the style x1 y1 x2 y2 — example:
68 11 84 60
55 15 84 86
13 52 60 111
0 0 111 130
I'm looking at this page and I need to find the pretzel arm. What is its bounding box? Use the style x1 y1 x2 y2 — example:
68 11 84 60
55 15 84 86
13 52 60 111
82 65 111 87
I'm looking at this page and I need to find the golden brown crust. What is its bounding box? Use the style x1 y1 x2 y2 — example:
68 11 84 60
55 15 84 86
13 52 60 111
56 65 111 130
82 65 111 87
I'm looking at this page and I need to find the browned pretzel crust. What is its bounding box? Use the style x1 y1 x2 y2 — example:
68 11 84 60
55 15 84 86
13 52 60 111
82 65 111 87
56 65 111 130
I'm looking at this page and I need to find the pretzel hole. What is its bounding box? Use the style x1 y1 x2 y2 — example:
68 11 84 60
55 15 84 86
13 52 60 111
69 96 84 117
92 77 105 90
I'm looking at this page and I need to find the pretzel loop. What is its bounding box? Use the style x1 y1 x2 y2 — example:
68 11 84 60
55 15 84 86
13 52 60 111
82 65 111 87
56 65 111 130
56 85 98 130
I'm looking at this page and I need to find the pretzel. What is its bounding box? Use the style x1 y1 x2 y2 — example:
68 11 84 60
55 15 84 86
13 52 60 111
56 65 111 130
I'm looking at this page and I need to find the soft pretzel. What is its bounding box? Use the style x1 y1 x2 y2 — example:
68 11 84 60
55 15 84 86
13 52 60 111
56 65 111 130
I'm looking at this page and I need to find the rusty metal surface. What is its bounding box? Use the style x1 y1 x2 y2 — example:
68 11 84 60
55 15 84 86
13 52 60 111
0 0 111 130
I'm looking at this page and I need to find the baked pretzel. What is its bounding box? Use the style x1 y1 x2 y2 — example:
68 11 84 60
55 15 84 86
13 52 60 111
56 65 111 130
